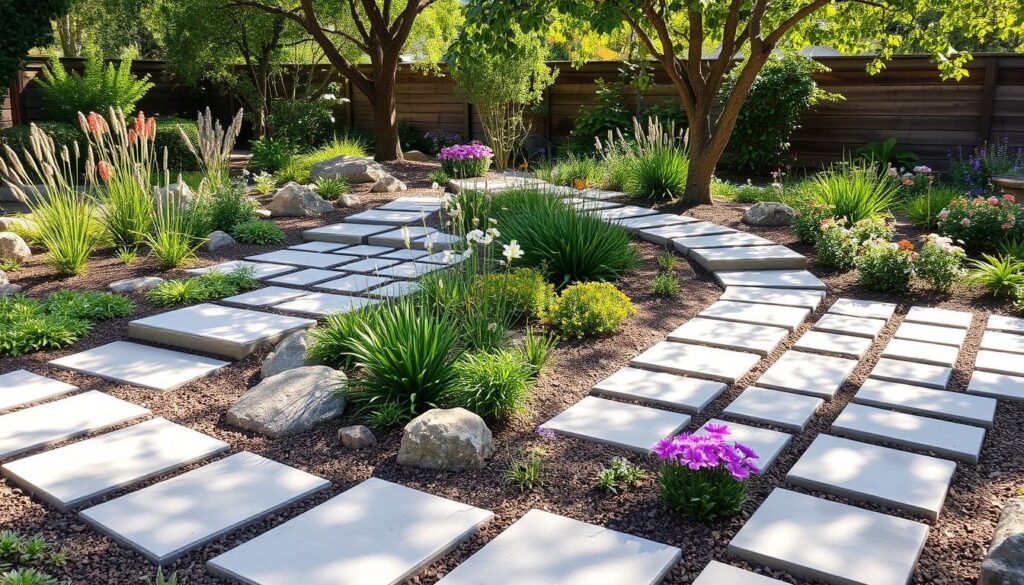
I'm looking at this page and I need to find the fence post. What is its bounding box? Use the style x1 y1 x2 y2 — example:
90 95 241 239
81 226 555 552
978 57 999 143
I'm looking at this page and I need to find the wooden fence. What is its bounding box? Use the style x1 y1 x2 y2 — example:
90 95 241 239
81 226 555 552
5 54 1023 170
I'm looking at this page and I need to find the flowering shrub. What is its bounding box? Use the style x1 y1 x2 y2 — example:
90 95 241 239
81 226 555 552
791 200 834 243
815 219 859 269
915 234 965 292
856 238 916 292
948 141 1024 196
438 143 493 178
544 282 636 338
479 267 555 321
937 194 1024 253
654 423 759 521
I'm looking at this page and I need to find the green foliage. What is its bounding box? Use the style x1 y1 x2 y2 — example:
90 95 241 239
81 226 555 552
35 49 153 123
965 254 1024 298
479 267 555 321
231 220 285 245
938 194 1024 253
791 200 834 244
658 463 747 522
449 350 535 420
915 235 965 292
642 103 687 131
276 137 370 184
307 306 379 370
249 138 295 174
651 272 680 296
200 184 258 233
1013 285 1024 315
1 568 61 585
146 200 205 269
427 169 450 185
807 163 898 225
506 446 545 491
625 145 688 200
268 97 335 148
440 156 491 179
541 154 604 188
366 401 405 428
595 457 647 494
0 259 22 272
948 141 1024 196
900 187 958 229
519 327 556 375
656 253 677 272
44 289 133 320
314 177 349 201
116 247 137 265
815 219 860 270
856 239 915 292
96 176 153 254
252 171 276 195
31 188 103 275
0 123 83 159
544 281 636 338
146 267 258 306
143 568 179 585
450 189 493 233
0 0 69 102
568 79 631 154
156 117 201 173
856 137 920 171
0 290 130 357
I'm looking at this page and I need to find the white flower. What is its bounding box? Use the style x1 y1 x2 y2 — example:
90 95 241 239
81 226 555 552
487 322 498 332
502 240 524 261
478 234 493 245
320 93 338 101
462 245 472 258
466 229 485 243
441 250 453 264
488 217 497 225
486 227 500 239
432 182 440 190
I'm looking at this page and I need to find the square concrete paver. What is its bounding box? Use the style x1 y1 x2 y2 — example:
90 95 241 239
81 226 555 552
974 349 1024 377
50 341 229 391
376 261 445 279
968 371 1024 401
597 205 659 222
288 241 348 253
266 269 343 286
868 357 952 390
756 351 857 400
667 318 789 356
380 248 429 261
591 367 726 413
367 226 437 247
672 231 774 254
187 260 295 280
826 298 897 321
0 370 78 414
631 341 761 384
698 300 809 330
80 452 330 564
569 199 621 212
436 509 681 585
0 391 149 461
637 222 734 245
315 274 392 294
812 313 887 339
728 488 929 585
274 293 378 317
980 330 1024 355
793 331 873 359
129 304 315 360
690 245 806 272
787 434 956 521
541 396 691 453
714 269 826 290
723 387 823 432
340 244 397 257
222 287 310 308
894 321 967 347
616 214 693 233
336 257 402 273
377 197 442 212
854 378 995 428
344 209 426 225
206 477 493 585
693 561 787 585
418 250 470 265
881 338 960 367
987 314 1024 334
831 403 985 463
367 281 421 298
904 306 973 329
2 418 228 511
696 419 791 472
415 231 463 251
719 286 825 310
246 250 355 269
303 222 392 244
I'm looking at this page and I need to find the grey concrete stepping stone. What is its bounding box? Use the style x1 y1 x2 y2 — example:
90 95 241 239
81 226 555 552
756 351 857 400
415 231 462 250
0 370 77 414
631 341 761 384
50 341 229 391
827 298 897 321
904 306 972 329
339 244 396 257
636 222 733 245
129 304 315 360
315 274 392 294
693 561 787 585
831 403 985 463
882 338 960 367
894 321 967 347
569 199 621 211
723 387 823 432
667 317 789 355
380 248 429 261
266 268 343 286
273 293 378 317
303 222 392 244
377 197 442 212
591 366 726 413
449 175 544 192
728 488 929 585
541 396 690 453
436 509 681 585
980 330 1024 355
366 281 421 298
207 477 492 585
974 349 1024 377
696 419 791 472
596 205 659 222
854 378 995 428
579 187 628 201
616 213 692 232
344 209 426 225
793 331 873 359
2 418 228 512
80 452 330 564
968 371 1024 401
367 226 436 247
336 257 401 273
720 286 824 310
714 269 825 290
672 231 774 254
222 286 309 307
868 357 951 390
288 241 348 253
698 300 809 330
812 313 887 339
418 250 469 265
376 261 445 279
787 435 956 521
187 260 295 280
246 250 355 269
0 391 149 461
987 314 1024 334
691 245 805 272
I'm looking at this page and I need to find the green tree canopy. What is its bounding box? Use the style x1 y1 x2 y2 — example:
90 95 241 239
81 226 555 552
0 0 71 100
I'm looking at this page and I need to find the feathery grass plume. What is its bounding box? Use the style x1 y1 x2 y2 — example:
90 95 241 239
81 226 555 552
178 107 243 190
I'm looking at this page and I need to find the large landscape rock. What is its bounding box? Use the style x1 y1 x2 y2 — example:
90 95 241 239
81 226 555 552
0 284 22 297
396 408 495 471
206 230 236 251
108 276 165 293
310 156 386 183
981 497 1024 585
0 232 31 261
742 201 795 227
152 182 194 209
226 366 346 438
267 182 333 217
261 330 312 379
370 175 407 193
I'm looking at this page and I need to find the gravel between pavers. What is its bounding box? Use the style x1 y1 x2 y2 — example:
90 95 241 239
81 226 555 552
2 171 1022 584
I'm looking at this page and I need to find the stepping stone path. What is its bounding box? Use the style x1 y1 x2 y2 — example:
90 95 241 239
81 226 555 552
540 396 691 453
591 367 726 413
343 209 427 225
812 312 888 339
315 274 392 293
616 213 694 232
755 351 858 400
698 419 792 472
367 226 437 248
376 197 442 212
303 222 392 244
881 338 960 367
436 509 681 585
698 299 809 330
0 370 77 413
868 357 952 389
693 561 787 585
831 403 985 463
980 329 1024 354
904 306 973 328
667 317 789 355
381 248 429 261
376 261 445 279
207 477 493 585
974 349 1024 377
273 292 378 317
672 231 774 254
793 330 873 359
266 268 343 286
222 286 310 308
714 269 825 290
723 387 823 432
637 222 733 245
631 341 762 383
247 249 357 269
79 452 330 564
719 286 824 310
367 280 420 298
987 314 1024 334
690 245 806 272
968 370 1024 401
339 244 397 257
49 341 230 391
187 260 296 279
827 298 898 320
854 378 996 428
2 418 228 511
287 241 348 252
894 321 968 347
596 205 660 222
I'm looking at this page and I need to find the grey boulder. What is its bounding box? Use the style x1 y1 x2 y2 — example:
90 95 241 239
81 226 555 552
742 201 795 226
396 407 495 471
338 425 377 450
267 182 333 217
261 330 312 379
310 156 386 183
0 284 22 297
108 276 165 293
226 366 346 438
152 182 195 209
370 175 407 193
0 216 32 232
337 193 362 208
403 150 431 162
982 497 1024 585
0 232 31 262
206 230 236 251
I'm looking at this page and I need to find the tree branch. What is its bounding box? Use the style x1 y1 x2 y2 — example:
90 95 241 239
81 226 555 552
765 0 831 46
323 26 369 52
346 0 372 44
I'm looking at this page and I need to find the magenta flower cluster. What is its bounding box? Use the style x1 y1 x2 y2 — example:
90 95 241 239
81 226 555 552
438 143 494 161
652 423 760 480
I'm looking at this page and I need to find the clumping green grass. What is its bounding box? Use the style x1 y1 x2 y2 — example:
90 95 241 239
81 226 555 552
275 137 369 184
146 267 259 306
506 446 546 491
0 258 22 272
448 350 535 421
651 272 680 296
656 253 677 272
146 201 205 269
314 177 349 201
231 220 285 245
625 146 689 200
807 162 898 225
0 290 132 356
519 327 556 376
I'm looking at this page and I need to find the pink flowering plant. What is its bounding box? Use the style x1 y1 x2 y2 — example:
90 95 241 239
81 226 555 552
937 194 1024 253
653 423 759 521
438 143 493 178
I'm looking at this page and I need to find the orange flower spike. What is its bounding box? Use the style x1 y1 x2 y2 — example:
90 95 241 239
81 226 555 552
897 239 914 251
87 112 106 135
145 117 156 140
128 129 138 143
97 160 113 182
573 177 587 191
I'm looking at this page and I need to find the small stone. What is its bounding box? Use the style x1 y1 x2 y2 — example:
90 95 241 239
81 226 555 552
396 408 494 471
151 182 195 209
338 425 376 450
403 150 431 162
267 183 334 217
261 331 312 379
742 201 795 226
0 216 31 232
981 497 1024 585
0 232 31 261
370 175 407 193
205 230 236 252
254 208 272 218
226 366 346 438
108 276 165 293
0 283 23 296
310 155 386 183
338 193 362 208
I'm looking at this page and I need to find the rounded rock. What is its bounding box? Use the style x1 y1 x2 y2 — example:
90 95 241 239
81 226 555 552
742 201 795 227
261 330 312 379
0 232 31 262
396 407 495 471
338 425 377 450
267 182 334 217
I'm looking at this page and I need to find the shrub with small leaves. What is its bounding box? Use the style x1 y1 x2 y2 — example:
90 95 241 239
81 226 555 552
506 446 545 491
544 282 636 338
427 169 451 185
595 457 648 494
656 253 677 272
815 219 859 270
479 267 555 321
146 267 258 306
0 291 132 357
231 220 285 245
791 200 834 244
856 238 916 292
448 350 535 421
937 194 1024 253
914 234 965 292
651 272 680 296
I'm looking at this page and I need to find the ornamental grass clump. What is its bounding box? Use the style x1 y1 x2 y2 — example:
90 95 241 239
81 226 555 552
807 162 899 226
438 143 493 178
654 423 759 522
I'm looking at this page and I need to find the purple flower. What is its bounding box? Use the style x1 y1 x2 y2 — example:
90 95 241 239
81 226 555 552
703 422 730 437
535 427 556 440
652 423 759 482
438 143 494 161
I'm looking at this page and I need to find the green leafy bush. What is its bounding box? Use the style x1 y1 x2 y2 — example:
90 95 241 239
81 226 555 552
248 138 295 174
0 530 66 585
544 281 635 338
44 289 132 320
478 267 555 321
651 272 680 296
448 350 534 420
427 169 450 185
965 254 1024 298
314 177 348 201
568 79 631 154
35 50 153 123
595 457 647 494
231 220 285 245
915 234 965 292
901 187 959 229
438 144 492 178
267 97 335 148
856 238 915 292
200 184 258 233
0 290 131 356
155 117 201 173
807 163 898 225
948 140 1024 197
625 145 688 199
541 154 604 188
146 267 258 306
275 137 370 184
937 194 1024 253
855 137 919 171
815 219 859 270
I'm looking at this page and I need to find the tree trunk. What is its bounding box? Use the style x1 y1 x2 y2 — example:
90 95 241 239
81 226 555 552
683 113 715 206
371 73 402 162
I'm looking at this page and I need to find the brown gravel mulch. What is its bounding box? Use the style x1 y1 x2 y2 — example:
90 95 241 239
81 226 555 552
2 170 1022 584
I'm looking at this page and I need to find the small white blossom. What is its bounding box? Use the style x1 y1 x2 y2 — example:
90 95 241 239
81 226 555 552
502 240 524 261
466 229 485 243
432 182 440 190
486 227 500 239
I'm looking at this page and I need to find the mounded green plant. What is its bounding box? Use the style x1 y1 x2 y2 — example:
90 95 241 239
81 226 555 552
595 457 647 494
314 177 349 201
478 267 555 322
808 162 899 226
544 281 636 338
915 234 965 292
44 289 133 320
0 290 131 356
543 154 604 188
625 145 689 200
231 220 285 245
199 184 258 233
506 446 546 491
34 48 153 123
965 254 1024 298
651 272 680 296
448 350 535 420
900 187 958 229
155 117 201 173
267 96 336 149
815 219 859 270
937 194 1024 253
146 267 258 306
276 137 370 184
427 169 450 185
249 137 294 174
855 136 919 171
0 529 66 585
856 238 916 292
519 326 556 376
656 253 677 272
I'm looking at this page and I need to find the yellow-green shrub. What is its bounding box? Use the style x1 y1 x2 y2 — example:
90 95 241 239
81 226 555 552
480 267 555 321
544 282 635 338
